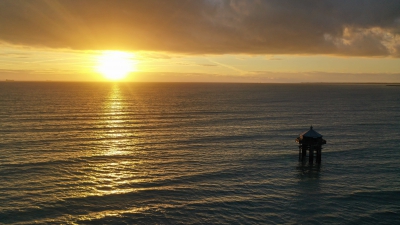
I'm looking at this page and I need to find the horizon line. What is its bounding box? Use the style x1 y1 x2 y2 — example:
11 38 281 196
1 80 400 85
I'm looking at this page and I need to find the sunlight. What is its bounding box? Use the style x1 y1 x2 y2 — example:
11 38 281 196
103 84 126 155
100 84 138 157
96 51 137 81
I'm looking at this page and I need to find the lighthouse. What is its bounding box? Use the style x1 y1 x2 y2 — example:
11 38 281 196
296 126 326 164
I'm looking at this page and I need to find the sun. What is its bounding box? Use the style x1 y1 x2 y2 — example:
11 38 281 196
96 51 136 81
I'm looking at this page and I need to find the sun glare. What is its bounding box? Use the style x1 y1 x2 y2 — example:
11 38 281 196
96 51 136 81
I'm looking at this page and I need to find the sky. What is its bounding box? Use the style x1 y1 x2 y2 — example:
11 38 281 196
0 0 400 82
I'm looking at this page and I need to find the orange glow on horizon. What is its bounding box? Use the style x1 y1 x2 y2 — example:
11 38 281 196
96 51 137 81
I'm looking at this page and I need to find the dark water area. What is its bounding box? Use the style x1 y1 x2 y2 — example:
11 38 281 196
1 82 400 224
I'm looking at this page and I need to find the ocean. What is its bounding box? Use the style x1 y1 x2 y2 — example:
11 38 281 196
0 82 399 224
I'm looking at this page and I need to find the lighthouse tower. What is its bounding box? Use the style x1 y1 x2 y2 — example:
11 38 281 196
296 126 326 164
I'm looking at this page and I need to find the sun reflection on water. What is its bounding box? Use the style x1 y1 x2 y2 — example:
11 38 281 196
82 83 143 199
101 83 133 156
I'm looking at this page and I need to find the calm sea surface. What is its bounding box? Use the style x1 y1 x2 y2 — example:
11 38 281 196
0 82 399 224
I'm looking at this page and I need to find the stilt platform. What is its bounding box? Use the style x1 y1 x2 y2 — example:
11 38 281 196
296 126 326 164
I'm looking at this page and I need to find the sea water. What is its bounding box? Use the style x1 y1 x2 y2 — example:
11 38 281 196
0 82 399 224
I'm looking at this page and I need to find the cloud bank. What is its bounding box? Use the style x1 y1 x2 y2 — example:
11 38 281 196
1 0 399 56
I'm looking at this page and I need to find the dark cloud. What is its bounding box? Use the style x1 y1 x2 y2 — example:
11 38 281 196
0 0 399 56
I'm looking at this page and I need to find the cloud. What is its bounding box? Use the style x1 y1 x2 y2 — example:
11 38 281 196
242 71 400 83
198 63 218 67
0 0 399 56
128 71 400 83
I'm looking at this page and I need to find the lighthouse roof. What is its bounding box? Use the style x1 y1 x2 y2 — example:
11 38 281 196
299 126 323 139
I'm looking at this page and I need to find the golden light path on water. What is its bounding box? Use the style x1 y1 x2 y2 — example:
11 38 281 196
103 84 129 155
76 84 149 221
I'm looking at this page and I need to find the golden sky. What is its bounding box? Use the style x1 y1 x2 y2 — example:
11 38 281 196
1 0 400 82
